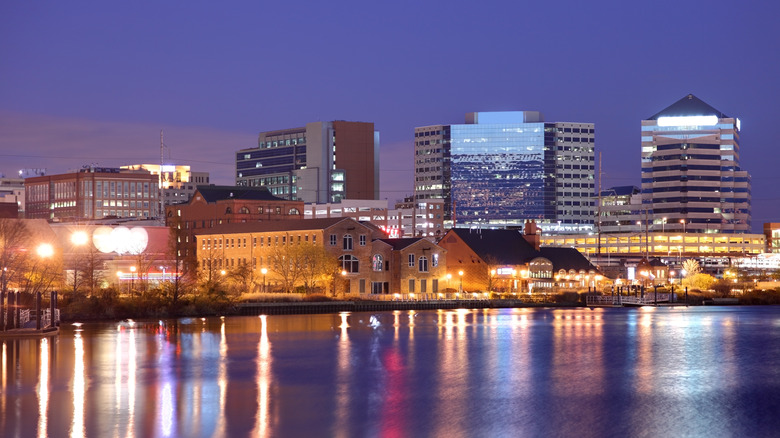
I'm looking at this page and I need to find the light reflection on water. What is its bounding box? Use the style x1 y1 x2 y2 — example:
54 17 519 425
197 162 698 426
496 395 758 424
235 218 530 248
2 307 780 437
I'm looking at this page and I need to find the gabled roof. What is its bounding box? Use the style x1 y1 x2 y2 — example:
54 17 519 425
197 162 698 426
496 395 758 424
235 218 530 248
194 217 357 236
376 238 431 250
195 185 287 203
648 94 729 120
538 247 596 272
447 228 599 272
449 228 537 265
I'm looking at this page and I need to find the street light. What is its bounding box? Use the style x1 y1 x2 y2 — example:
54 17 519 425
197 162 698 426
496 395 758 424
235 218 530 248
458 270 464 293
662 217 667 233
341 270 348 297
680 219 686 234
261 267 268 293
129 266 137 296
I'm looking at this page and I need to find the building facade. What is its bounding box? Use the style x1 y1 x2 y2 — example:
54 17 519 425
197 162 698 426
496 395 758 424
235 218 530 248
641 94 751 233
236 121 379 203
25 167 159 221
194 218 446 295
122 164 210 212
414 111 595 228
302 197 446 238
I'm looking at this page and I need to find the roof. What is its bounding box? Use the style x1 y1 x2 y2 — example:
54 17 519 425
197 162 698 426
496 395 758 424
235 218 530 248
194 217 357 236
376 238 430 250
648 94 729 120
195 185 287 203
599 186 640 197
448 228 599 272
449 228 537 265
537 247 597 272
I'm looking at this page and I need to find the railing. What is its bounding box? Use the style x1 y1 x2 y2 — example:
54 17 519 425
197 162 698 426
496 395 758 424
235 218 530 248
586 293 673 306
19 309 30 326
359 292 492 302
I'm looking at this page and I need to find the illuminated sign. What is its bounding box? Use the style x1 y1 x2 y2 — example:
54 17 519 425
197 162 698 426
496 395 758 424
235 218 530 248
657 115 718 127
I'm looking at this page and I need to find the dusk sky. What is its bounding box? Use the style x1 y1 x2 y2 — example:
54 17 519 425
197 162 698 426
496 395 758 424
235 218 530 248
2 1 779 230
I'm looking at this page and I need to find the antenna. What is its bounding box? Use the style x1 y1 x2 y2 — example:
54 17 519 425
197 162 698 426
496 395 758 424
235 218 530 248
160 129 164 221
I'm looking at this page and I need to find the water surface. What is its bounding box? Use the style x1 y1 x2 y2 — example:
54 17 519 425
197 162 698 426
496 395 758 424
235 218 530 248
2 306 780 437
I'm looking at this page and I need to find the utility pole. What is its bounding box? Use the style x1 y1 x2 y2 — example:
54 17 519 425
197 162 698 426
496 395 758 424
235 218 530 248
597 151 602 256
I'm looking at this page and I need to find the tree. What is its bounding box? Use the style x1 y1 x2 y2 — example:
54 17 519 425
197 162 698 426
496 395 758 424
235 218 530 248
682 259 701 277
297 243 338 294
683 273 716 291
267 244 304 293
0 219 31 294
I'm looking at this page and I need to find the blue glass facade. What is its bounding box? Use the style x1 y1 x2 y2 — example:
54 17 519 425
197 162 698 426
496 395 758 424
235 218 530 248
451 124 547 222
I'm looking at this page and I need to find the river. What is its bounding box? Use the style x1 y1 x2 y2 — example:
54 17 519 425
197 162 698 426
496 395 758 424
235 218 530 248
2 306 780 437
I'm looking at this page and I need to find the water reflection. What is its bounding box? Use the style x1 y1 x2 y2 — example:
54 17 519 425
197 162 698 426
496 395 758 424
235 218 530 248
3 307 780 437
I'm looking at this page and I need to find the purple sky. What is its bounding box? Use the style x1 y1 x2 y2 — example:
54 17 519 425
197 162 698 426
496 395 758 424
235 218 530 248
2 1 780 231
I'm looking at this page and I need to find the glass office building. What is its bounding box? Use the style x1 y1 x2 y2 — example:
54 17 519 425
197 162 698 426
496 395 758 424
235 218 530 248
415 111 595 228
641 94 751 233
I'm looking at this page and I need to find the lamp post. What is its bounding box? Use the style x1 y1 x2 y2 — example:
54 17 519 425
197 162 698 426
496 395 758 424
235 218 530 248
458 270 464 293
261 267 268 293
662 217 667 233
341 270 348 297
680 219 686 234
70 231 88 294
129 266 137 297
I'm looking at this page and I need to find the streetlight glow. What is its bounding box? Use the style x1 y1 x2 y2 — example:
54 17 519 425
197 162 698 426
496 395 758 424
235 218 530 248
36 243 54 258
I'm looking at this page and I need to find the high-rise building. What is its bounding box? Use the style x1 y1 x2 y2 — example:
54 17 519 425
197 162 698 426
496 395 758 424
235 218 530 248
414 111 595 228
641 94 751 233
25 167 159 221
236 121 379 204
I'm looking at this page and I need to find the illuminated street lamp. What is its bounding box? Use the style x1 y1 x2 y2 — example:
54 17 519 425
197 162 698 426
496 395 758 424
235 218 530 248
261 267 268 293
458 270 464 293
36 243 54 258
341 270 348 297
680 219 686 234
129 266 137 296
446 273 452 292
662 217 667 233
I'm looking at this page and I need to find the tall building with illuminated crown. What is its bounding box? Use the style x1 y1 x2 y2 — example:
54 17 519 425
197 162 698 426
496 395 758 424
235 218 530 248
641 94 751 233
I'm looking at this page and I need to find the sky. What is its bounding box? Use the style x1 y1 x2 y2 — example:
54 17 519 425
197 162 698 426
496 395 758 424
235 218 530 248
2 0 780 231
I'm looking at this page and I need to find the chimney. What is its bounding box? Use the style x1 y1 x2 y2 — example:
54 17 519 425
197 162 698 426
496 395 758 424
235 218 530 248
523 220 541 250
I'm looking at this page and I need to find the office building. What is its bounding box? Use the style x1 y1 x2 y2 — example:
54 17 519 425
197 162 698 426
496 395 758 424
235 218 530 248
236 121 379 203
641 94 751 233
414 111 595 228
121 164 210 210
25 167 159 221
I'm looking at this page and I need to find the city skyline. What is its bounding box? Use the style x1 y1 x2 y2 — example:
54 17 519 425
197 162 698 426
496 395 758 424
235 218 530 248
2 1 779 230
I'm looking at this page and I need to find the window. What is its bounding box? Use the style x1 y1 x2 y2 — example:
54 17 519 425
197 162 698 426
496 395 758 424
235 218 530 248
432 253 439 267
258 207 264 214
408 279 415 292
339 255 359 273
330 234 337 246
239 206 250 214
359 235 366 246
372 254 383 271
289 208 300 215
275 207 281 214
408 254 415 267
420 279 427 293
343 234 353 250
418 256 428 272
225 207 232 214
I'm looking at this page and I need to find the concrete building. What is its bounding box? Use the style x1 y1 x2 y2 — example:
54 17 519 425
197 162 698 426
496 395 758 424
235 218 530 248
414 111 595 229
194 217 447 295
764 223 780 253
302 197 446 238
25 167 159 221
641 94 751 233
121 164 210 211
0 177 25 218
596 186 645 234
236 121 379 203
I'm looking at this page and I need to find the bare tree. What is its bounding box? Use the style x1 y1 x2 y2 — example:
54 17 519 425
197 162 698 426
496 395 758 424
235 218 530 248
298 243 338 294
268 244 304 293
0 219 31 294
